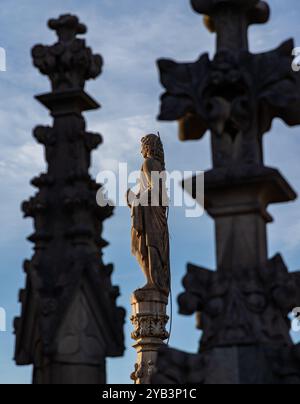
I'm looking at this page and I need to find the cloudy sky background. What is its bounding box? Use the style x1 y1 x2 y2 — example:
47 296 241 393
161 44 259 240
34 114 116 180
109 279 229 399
0 0 299 384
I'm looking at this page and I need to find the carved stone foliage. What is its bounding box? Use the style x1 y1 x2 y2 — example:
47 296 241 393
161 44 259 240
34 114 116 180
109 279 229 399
131 313 169 341
178 254 299 351
32 14 103 91
158 40 300 164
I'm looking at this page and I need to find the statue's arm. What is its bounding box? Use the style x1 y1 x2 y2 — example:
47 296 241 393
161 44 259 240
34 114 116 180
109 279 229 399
126 188 137 209
143 158 156 189
142 158 165 206
139 158 156 206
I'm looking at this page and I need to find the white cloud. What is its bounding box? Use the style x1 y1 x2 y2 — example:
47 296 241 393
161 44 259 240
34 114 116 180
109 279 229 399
0 143 44 180
91 114 157 174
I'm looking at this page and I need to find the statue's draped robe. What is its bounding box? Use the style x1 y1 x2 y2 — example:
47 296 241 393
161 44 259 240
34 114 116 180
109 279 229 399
131 158 170 294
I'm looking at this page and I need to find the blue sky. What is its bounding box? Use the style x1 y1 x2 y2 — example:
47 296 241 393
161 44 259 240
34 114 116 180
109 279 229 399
0 0 299 384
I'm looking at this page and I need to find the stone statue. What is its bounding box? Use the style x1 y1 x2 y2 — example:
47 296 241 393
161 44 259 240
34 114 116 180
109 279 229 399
127 134 170 296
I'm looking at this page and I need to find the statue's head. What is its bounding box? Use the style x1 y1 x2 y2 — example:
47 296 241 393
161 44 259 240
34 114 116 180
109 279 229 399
141 134 165 169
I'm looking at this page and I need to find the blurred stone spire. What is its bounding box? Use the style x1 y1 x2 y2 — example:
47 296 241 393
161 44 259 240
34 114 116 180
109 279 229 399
154 0 300 384
14 14 125 384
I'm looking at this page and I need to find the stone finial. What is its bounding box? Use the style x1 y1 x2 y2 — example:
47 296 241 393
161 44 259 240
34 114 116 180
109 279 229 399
48 14 87 40
191 0 270 50
15 14 125 384
191 0 270 25
32 14 103 91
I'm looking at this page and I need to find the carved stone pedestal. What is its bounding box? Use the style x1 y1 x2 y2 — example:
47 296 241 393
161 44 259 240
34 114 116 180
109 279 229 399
131 289 169 384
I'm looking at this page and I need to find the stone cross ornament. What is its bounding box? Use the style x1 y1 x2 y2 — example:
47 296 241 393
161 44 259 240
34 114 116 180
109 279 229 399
158 0 300 168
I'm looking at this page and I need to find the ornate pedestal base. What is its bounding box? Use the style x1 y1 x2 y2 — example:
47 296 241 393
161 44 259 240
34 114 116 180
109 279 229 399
131 288 169 384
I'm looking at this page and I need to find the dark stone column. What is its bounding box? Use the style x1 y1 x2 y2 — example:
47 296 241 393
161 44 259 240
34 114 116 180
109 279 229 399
154 0 300 384
14 14 125 384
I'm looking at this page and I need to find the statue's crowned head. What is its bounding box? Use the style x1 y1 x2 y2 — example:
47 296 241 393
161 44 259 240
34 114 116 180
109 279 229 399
141 134 165 170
